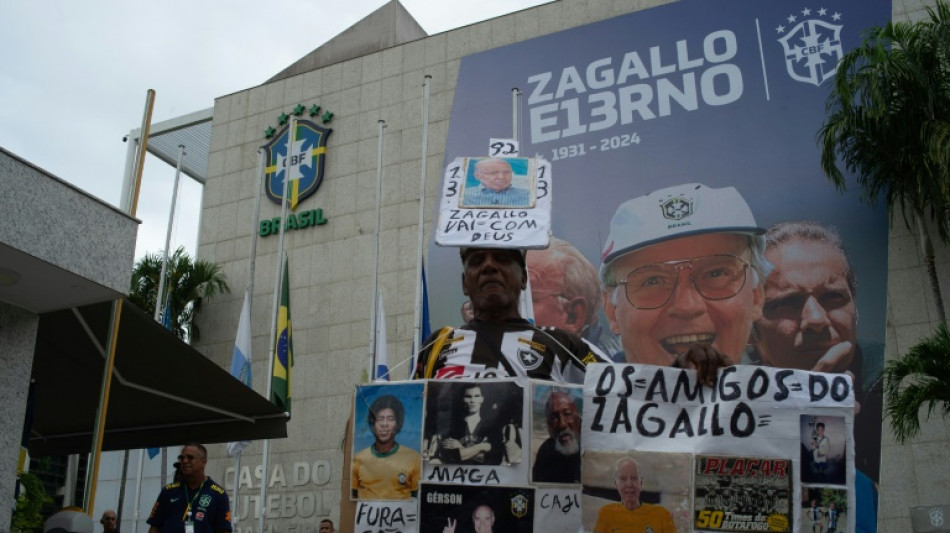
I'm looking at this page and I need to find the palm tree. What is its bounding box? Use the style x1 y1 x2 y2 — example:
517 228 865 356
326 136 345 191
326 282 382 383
818 1 950 324
884 323 950 442
129 246 230 343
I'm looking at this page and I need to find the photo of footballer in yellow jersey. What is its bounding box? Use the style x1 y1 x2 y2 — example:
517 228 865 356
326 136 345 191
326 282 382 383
351 383 424 500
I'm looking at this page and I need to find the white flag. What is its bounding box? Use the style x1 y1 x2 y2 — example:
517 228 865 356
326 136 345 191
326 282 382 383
374 293 389 381
228 291 253 456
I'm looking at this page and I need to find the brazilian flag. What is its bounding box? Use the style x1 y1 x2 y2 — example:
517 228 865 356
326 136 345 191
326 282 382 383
271 256 293 415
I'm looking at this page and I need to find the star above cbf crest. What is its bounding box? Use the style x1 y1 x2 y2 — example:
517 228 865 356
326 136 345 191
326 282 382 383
264 103 335 139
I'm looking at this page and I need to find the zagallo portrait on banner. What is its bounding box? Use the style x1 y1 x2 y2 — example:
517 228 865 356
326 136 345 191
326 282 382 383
427 0 890 531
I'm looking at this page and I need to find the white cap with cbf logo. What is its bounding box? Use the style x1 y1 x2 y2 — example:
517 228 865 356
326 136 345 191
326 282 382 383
600 183 765 274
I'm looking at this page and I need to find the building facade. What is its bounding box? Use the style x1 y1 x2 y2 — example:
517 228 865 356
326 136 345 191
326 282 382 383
187 1 950 532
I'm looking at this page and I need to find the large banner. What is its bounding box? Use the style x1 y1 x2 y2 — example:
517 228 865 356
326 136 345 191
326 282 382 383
352 370 856 532
428 0 889 530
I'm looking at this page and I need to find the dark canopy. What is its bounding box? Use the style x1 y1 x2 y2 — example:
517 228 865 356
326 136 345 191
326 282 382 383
27 298 286 456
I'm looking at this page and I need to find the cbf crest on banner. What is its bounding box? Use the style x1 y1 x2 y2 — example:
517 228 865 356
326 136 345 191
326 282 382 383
263 119 332 209
777 8 844 86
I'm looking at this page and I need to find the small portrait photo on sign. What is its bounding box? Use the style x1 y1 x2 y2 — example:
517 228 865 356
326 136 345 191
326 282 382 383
530 382 583 485
423 380 524 466
801 486 847 533
351 382 425 501
419 484 535 533
459 157 536 208
582 450 691 533
800 415 847 485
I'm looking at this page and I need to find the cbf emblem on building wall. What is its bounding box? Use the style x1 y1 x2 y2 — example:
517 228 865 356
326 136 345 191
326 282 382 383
776 8 844 86
262 119 332 209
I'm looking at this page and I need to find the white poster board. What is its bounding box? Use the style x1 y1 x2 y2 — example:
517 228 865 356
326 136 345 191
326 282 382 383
435 157 551 249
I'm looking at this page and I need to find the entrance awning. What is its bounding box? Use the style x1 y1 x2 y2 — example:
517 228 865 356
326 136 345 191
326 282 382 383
28 297 287 457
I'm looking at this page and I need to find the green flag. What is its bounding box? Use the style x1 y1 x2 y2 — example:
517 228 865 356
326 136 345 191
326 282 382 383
271 257 293 415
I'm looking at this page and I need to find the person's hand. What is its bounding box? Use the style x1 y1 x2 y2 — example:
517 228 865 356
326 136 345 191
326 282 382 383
443 517 457 533
441 438 462 450
810 341 853 374
503 423 522 464
809 342 861 414
674 344 734 387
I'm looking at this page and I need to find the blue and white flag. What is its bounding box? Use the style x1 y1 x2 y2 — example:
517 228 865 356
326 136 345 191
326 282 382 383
374 293 389 381
160 292 173 330
228 291 253 456
229 291 253 387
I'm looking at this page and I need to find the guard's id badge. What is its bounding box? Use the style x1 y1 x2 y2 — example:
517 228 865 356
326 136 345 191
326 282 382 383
184 520 195 533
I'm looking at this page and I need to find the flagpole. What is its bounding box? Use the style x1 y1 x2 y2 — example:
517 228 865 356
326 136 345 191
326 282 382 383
261 116 294 533
153 144 186 323
148 147 185 510
512 87 520 144
130 449 145 533
128 90 155 217
85 88 154 516
413 76 431 359
248 149 265 305
231 149 264 531
369 119 385 379
509 87 535 322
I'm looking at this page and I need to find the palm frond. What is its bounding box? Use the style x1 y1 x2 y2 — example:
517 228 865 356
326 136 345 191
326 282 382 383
128 246 230 342
884 323 950 442
818 1 950 240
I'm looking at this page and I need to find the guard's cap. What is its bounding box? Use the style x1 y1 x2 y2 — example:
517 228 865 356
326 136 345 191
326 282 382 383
600 183 764 272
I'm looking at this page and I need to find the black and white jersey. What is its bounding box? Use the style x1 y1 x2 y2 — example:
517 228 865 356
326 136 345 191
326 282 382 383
413 318 607 384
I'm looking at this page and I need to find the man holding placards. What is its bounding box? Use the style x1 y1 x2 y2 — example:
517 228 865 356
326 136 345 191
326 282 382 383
424 169 729 384
415 247 603 383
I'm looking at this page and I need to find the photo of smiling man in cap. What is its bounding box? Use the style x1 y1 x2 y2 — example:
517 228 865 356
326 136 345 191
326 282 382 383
600 183 769 367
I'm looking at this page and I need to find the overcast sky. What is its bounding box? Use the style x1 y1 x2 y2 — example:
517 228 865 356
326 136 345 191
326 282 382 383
0 0 547 261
